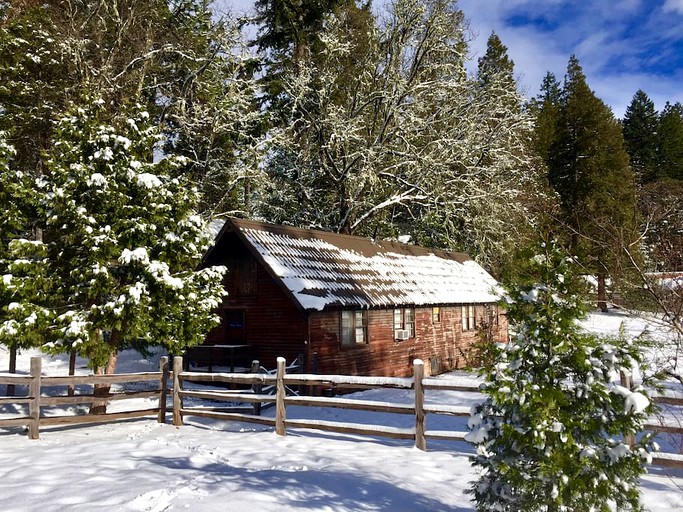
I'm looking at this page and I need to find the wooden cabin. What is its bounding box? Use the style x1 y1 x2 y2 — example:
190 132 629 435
196 218 507 377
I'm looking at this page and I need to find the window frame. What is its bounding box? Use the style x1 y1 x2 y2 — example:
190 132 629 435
461 304 477 331
340 310 369 347
485 304 499 326
393 307 416 340
432 306 441 324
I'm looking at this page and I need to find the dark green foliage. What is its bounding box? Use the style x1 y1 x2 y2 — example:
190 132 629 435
622 90 659 184
477 31 515 90
468 241 656 511
252 0 357 113
543 56 639 296
0 5 71 175
530 73 562 164
32 101 226 369
657 102 683 181
0 134 51 348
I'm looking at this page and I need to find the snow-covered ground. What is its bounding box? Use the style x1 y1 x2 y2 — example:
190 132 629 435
1 311 683 511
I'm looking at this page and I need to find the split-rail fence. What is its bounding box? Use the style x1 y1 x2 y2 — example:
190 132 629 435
1 355 682 468
172 356 683 468
0 356 170 439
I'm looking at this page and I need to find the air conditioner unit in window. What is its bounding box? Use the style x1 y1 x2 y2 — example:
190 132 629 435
395 329 410 340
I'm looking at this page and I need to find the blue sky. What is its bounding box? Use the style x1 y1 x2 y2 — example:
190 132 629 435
458 0 683 117
219 0 683 118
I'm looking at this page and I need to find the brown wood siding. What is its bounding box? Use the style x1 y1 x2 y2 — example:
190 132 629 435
202 230 508 376
202 232 308 370
308 305 508 377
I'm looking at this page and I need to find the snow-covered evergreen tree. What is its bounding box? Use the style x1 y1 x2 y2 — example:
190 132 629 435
31 101 226 380
0 134 51 355
467 242 657 511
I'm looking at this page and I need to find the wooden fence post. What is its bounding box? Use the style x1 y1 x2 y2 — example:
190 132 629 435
413 359 426 451
7 346 17 396
620 370 636 448
275 357 286 436
28 357 42 440
173 356 184 427
251 360 262 416
158 356 169 423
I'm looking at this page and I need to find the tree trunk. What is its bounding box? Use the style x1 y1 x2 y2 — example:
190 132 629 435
68 351 76 397
597 273 608 313
89 350 118 415
7 347 17 397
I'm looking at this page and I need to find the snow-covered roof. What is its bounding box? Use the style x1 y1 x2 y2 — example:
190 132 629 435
212 218 502 311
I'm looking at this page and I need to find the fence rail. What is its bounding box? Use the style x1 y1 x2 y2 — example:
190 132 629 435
0 356 170 439
173 355 683 468
173 357 498 450
2 355 683 469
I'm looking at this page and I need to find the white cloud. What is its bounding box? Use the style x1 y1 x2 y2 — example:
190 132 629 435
456 0 683 117
663 0 683 14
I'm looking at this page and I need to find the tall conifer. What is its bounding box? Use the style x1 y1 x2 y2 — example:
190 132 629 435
530 73 562 164
546 56 639 311
622 90 659 184
657 102 683 181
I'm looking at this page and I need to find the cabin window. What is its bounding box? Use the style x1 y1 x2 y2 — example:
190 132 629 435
235 258 257 296
394 308 415 340
224 256 257 296
461 304 476 331
223 309 245 343
485 304 499 326
340 310 368 347
432 307 441 324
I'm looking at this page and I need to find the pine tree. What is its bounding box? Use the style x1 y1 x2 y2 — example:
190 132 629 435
547 56 639 311
252 0 351 107
468 241 656 512
657 102 683 181
0 133 54 386
530 73 562 164
478 31 515 90
0 5 71 176
622 90 659 184
0 134 50 386
30 101 226 409
473 31 548 273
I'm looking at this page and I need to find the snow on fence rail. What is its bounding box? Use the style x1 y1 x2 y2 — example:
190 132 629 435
2 355 682 468
173 357 463 450
0 356 170 439
173 356 683 467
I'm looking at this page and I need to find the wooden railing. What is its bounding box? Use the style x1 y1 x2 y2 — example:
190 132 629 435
0 356 170 439
173 356 683 467
3 355 682 469
175 356 486 451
